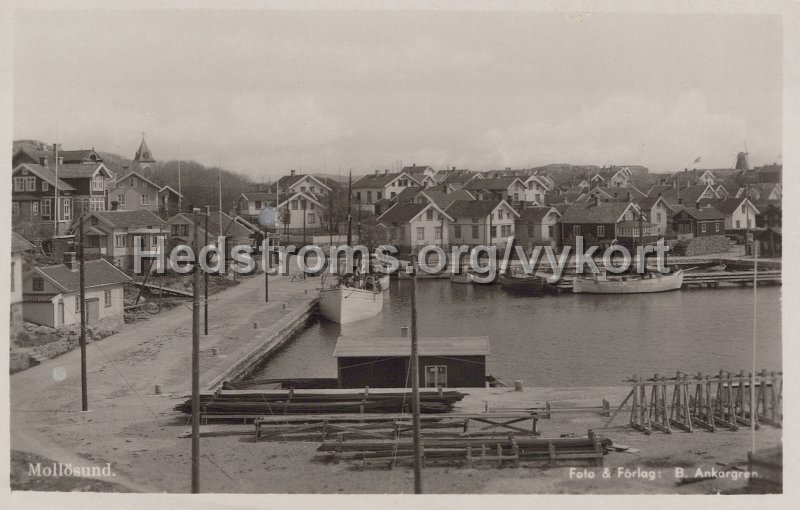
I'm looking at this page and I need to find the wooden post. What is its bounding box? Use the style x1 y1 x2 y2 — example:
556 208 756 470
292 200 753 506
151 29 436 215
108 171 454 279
409 253 422 494
78 216 88 412
191 208 201 493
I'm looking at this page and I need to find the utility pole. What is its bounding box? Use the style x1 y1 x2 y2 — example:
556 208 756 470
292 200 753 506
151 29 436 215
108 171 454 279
78 215 88 411
191 208 201 493
303 197 307 246
264 226 269 303
204 206 210 336
54 143 59 235
347 171 353 247
409 253 422 494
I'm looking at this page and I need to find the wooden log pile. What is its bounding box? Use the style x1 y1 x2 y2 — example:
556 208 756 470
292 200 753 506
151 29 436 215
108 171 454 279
254 412 542 442
316 429 609 469
173 388 466 422
623 369 782 434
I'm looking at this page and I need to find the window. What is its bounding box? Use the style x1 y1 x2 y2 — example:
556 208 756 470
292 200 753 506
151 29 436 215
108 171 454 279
151 235 159 246
471 225 479 239
41 200 51 218
573 225 581 236
90 198 105 211
300 186 306 192
104 290 112 307
701 223 707 233
656 213 662 222
454 225 462 238
12 202 19 215
140 194 149 206
366 191 372 204
741 204 746 214
528 225 534 237
434 226 442 239
501 225 511 236
377 192 382 200
308 213 316 224
290 200 298 210
255 200 262 209
171 225 180 236
32 277 44 291
424 365 447 388
310 186 315 193
416 227 425 240
181 224 188 236
390 192 396 198
75 295 80 311
715 223 720 232
62 199 71 220
309 202 315 210
31 202 39 216
129 177 137 187
115 235 127 248
92 174 105 191
513 193 519 202
548 225 554 238
736 220 741 229
355 192 361 202
491 226 497 238
13 177 24 191
42 181 49 191
117 194 125 208
426 209 434 221
25 176 36 191
597 225 605 237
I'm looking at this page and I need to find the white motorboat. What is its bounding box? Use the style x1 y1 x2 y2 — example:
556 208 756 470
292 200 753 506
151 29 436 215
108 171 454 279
319 280 384 324
572 269 684 294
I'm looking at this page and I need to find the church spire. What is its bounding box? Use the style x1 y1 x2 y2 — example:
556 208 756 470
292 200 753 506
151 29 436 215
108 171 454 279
133 134 156 176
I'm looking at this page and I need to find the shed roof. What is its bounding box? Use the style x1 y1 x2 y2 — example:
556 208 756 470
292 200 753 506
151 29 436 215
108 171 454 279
12 232 35 253
333 336 490 357
33 259 131 293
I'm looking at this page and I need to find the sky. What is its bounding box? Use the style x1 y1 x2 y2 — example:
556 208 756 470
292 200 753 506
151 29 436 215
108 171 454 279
13 8 783 179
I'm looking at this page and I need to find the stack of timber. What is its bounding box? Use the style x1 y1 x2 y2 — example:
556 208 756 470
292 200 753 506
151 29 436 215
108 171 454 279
254 412 542 442
317 429 609 469
174 388 466 422
621 369 782 434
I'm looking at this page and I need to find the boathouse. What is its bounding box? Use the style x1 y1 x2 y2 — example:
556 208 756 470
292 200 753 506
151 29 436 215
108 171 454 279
333 336 490 388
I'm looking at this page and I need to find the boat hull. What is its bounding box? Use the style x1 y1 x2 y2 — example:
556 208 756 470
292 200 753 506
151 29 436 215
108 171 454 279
499 274 547 293
379 275 390 291
572 270 684 294
319 287 384 324
450 273 473 284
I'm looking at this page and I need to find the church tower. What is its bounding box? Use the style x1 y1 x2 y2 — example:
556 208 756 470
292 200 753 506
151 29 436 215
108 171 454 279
133 135 156 177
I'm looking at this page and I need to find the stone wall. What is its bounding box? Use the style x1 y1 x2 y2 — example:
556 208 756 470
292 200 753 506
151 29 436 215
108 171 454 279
671 235 730 256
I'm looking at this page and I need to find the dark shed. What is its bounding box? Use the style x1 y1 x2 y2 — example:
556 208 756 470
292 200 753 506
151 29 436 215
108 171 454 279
333 336 490 389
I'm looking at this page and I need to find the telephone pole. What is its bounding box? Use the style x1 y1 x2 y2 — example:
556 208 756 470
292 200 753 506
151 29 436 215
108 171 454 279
264 227 269 303
78 215 88 411
410 253 422 494
204 206 209 336
191 208 202 493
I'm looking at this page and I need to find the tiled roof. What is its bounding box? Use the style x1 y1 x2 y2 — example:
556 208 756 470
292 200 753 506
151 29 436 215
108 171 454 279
242 192 278 203
394 186 424 203
703 198 758 215
12 232 35 253
658 185 715 204
517 206 559 223
56 163 109 179
59 149 101 164
672 205 724 220
376 202 427 223
559 201 634 224
353 171 418 188
401 165 433 175
169 211 254 238
420 190 474 209
464 177 518 191
91 210 166 229
445 199 507 218
35 259 131 293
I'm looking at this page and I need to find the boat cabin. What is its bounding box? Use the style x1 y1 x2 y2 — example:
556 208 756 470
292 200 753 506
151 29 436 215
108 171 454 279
333 335 490 388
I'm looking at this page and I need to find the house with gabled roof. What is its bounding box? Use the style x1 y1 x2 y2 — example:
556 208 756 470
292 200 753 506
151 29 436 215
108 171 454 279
166 210 255 248
352 170 422 211
275 191 326 233
376 201 454 253
110 169 182 216
417 189 475 210
444 199 519 249
239 191 279 222
515 206 561 248
76 210 167 269
523 175 551 204
701 197 759 233
12 163 78 238
670 204 725 240
755 163 781 184
656 184 720 207
636 194 671 237
558 200 656 250
22 257 131 328
464 177 528 205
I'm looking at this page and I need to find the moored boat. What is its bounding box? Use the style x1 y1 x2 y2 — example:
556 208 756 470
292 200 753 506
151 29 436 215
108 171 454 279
572 269 684 294
319 277 384 324
498 273 547 293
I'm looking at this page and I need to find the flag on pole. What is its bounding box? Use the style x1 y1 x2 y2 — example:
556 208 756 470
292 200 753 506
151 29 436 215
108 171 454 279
694 156 701 163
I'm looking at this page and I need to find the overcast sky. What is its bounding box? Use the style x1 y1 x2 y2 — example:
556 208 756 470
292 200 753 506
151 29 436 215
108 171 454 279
13 9 782 178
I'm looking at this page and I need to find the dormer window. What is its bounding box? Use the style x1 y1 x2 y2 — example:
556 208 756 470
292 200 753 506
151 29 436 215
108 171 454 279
130 177 137 187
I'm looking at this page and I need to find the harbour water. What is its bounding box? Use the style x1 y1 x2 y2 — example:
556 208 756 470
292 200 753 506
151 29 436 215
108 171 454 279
248 280 782 387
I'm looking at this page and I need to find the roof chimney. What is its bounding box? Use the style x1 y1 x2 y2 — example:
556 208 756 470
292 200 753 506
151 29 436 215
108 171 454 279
290 169 296 176
63 252 78 271
375 169 380 175
39 155 48 166
695 201 700 210
657 192 662 198
678 198 684 205
452 166 456 171
384 169 389 174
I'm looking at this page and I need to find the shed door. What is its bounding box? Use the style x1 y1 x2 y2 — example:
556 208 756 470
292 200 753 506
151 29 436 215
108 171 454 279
86 298 100 324
57 300 64 327
424 365 447 388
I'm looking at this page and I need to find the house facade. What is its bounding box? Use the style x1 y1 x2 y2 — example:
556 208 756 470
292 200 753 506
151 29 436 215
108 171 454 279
78 210 167 269
166 210 254 250
514 206 561 249
353 170 421 209
239 192 278 223
276 191 325 233
670 206 726 240
705 197 760 232
110 170 182 216
22 258 130 328
559 201 657 250
11 233 35 335
376 201 453 254
445 199 519 249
